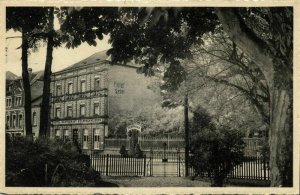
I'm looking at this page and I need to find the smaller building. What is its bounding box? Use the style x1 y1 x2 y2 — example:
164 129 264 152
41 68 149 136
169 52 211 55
5 69 44 139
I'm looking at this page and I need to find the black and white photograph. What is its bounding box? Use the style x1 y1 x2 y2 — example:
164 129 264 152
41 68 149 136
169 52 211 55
2 1 299 194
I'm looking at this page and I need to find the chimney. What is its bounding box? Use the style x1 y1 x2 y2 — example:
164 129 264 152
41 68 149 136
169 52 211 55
28 68 32 80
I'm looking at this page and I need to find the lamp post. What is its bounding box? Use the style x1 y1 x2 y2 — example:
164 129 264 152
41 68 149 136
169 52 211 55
184 93 189 177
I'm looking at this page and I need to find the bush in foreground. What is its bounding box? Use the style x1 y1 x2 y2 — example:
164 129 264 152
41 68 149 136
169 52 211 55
190 126 245 186
6 136 104 187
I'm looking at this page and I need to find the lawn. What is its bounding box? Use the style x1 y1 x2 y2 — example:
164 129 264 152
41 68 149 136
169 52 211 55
101 176 211 187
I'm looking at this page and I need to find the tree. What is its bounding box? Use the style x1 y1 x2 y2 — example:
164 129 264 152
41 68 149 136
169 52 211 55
189 29 270 128
215 8 293 186
39 7 55 137
107 103 189 137
6 7 49 140
101 7 292 186
190 125 245 186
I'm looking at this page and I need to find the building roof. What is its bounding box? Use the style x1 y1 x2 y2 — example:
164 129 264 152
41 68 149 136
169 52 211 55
58 50 141 73
60 50 110 72
6 71 18 80
32 94 43 106
6 70 44 104
6 70 44 83
31 80 44 102
30 70 44 85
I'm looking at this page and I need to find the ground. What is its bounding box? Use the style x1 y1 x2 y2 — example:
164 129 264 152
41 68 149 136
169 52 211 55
101 176 211 187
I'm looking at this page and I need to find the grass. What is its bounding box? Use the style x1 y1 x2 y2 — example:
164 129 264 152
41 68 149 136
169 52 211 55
101 176 270 187
101 176 211 187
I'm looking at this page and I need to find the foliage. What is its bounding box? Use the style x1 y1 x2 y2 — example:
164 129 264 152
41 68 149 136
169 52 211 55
6 136 103 187
190 126 245 187
134 144 144 158
108 103 190 137
119 145 128 157
190 105 213 136
259 141 270 161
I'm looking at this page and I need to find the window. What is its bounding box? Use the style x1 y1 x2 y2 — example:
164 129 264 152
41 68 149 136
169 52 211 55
100 98 106 116
83 129 89 149
16 97 19 106
93 129 102 150
12 115 16 128
68 82 73 94
6 115 10 128
55 107 61 118
67 106 72 117
15 96 22 106
80 104 85 116
18 114 23 128
72 129 78 143
64 129 70 141
6 97 12 107
80 80 86 92
56 84 62 96
55 129 62 139
94 102 100 115
94 77 100 90
32 112 37 126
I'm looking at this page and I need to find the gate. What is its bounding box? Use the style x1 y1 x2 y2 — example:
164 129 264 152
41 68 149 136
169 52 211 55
147 149 185 177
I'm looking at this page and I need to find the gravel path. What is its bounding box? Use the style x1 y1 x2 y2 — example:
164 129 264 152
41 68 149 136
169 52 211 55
102 176 211 187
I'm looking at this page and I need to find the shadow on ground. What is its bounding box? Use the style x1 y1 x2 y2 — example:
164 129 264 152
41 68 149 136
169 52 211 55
101 176 211 187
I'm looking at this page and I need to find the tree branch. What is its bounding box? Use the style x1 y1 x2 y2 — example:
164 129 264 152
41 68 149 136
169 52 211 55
215 8 274 87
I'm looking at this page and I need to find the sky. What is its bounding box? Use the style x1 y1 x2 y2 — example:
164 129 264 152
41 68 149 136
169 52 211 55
5 29 111 76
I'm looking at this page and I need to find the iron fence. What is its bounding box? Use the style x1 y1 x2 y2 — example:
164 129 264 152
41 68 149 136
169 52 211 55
90 154 146 176
104 137 265 156
189 156 270 180
91 152 269 180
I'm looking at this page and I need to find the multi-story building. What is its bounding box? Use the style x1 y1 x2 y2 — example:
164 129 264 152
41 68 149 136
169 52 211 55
5 69 44 138
50 50 160 153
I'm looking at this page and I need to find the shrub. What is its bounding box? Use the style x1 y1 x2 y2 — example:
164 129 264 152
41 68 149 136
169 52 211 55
190 126 245 186
119 145 128 157
6 137 103 187
260 141 270 160
134 143 143 158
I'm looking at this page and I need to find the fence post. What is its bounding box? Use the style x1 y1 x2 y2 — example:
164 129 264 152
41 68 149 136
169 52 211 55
177 148 181 177
106 154 109 176
263 157 267 180
143 154 146 176
45 163 48 186
150 148 153 176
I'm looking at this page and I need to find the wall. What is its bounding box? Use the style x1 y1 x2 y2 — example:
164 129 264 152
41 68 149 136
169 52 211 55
107 64 161 116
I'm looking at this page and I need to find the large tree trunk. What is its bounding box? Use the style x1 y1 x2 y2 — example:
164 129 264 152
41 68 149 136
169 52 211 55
21 32 33 140
269 87 293 186
39 7 54 138
215 8 293 187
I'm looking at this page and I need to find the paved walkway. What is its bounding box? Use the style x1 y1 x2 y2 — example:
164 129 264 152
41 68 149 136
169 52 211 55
102 176 211 187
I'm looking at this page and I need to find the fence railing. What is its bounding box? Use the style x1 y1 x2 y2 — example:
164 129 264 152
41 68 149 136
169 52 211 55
188 156 270 180
104 137 265 156
90 154 147 176
91 152 269 180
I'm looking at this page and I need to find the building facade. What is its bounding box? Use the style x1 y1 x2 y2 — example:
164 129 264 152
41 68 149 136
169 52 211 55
50 51 160 154
6 77 24 137
5 70 44 138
